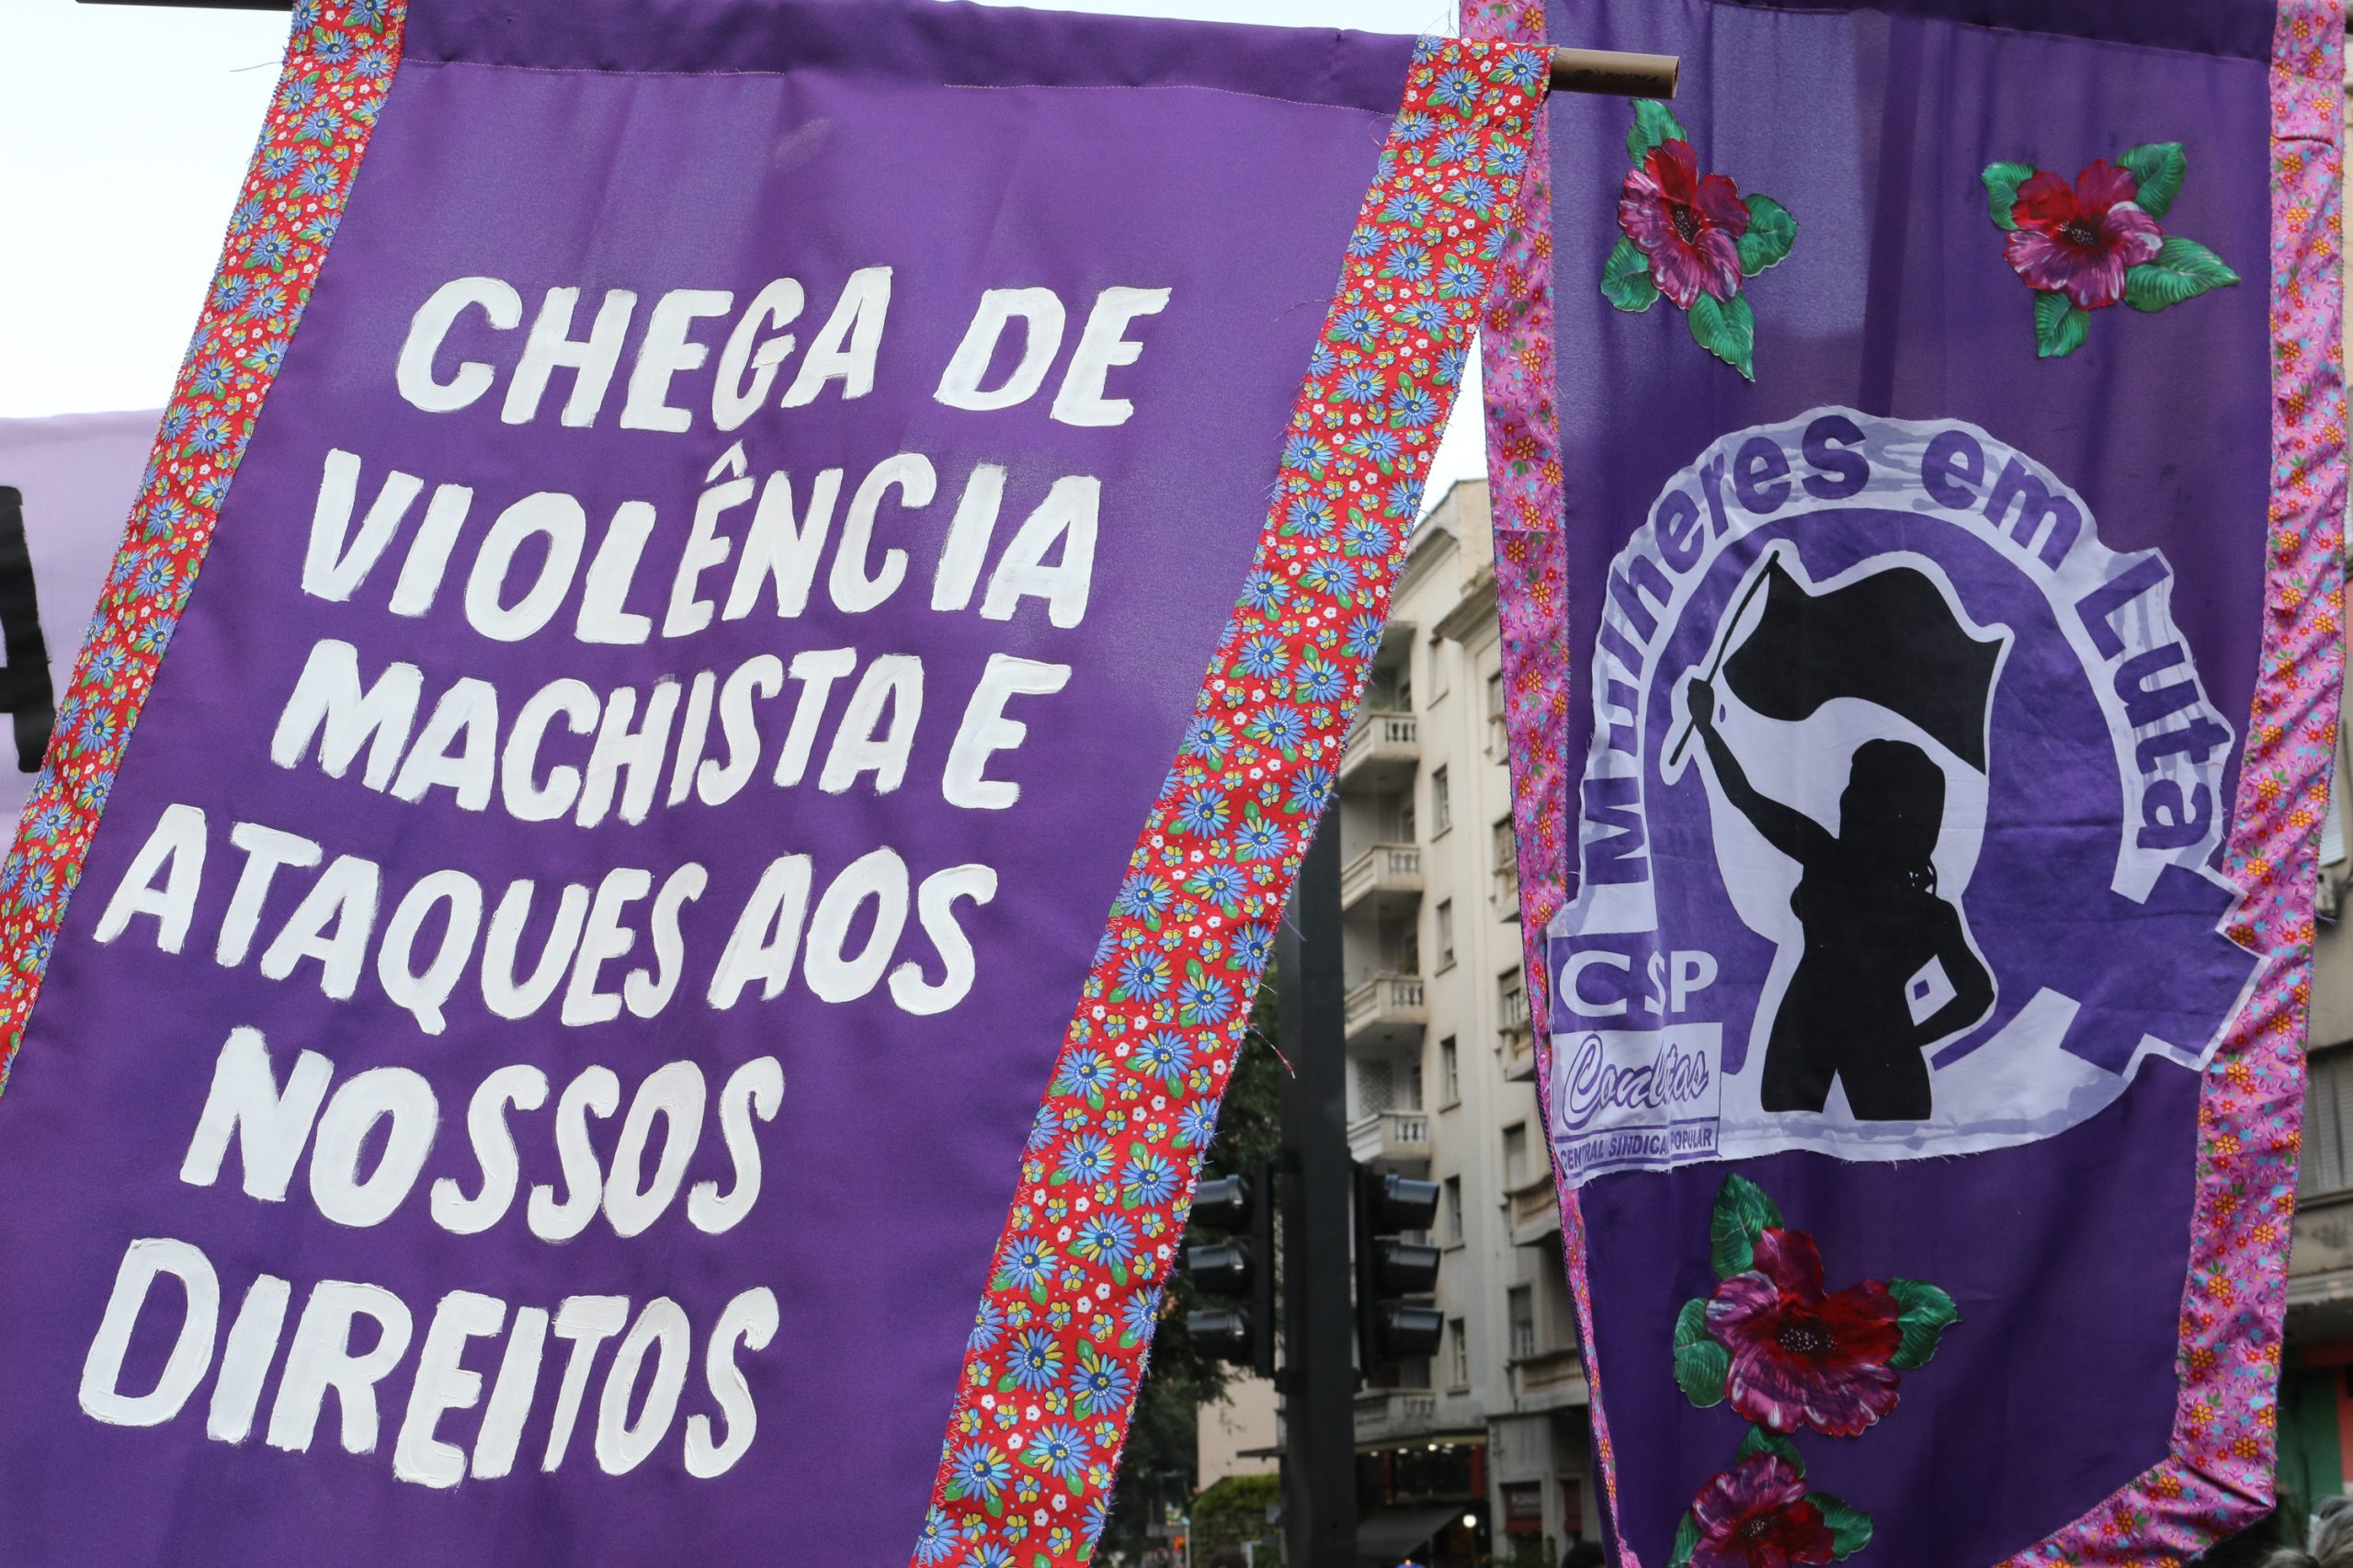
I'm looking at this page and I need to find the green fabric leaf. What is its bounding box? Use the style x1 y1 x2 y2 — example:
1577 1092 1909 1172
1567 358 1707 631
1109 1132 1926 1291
1810 1492 1872 1560
1601 236 1660 312
1736 1425 1804 1473
1736 194 1798 276
1709 1173 1782 1276
2033 291 2089 358
1687 292 1756 381
1628 98 1689 165
2116 142 2188 221
1672 1295 1710 1350
1981 161 2037 231
1887 1278 1961 1370
2123 236 2241 312
1673 1297 1729 1406
1668 1510 1699 1568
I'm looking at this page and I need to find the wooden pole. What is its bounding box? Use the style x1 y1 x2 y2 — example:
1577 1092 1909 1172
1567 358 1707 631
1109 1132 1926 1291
1550 46 1680 98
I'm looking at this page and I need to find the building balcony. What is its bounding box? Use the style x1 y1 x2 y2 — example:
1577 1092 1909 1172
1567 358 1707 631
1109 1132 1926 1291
1492 861 1522 922
1342 843 1425 916
1347 1108 1432 1170
1507 1170 1561 1248
2289 1187 2353 1340
1507 1346 1588 1411
1499 1026 1537 1083
1354 1387 1442 1447
1340 710 1419 792
1345 972 1427 1051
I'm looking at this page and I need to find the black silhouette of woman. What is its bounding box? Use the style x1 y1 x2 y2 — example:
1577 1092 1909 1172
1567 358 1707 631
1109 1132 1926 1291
1685 676 1995 1120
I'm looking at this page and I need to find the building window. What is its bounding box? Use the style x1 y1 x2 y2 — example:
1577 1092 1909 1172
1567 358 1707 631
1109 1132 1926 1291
1493 816 1520 907
1499 967 1529 1036
1449 1317 1471 1389
1508 1284 1537 1358
1439 1036 1460 1105
1435 900 1455 971
1503 1121 1530 1187
2305 1045 2353 1196
1487 670 1507 756
1431 765 1452 835
1443 1176 1464 1244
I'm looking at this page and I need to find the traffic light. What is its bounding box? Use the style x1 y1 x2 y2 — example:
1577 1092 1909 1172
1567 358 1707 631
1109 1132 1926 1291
1184 1162 1276 1378
1354 1165 1443 1369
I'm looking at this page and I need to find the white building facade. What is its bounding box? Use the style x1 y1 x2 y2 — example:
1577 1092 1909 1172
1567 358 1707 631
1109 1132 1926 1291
1338 479 1590 1563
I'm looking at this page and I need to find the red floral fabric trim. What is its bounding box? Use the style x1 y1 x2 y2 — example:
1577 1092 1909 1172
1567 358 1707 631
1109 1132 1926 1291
914 39 1549 1568
2004 3 2347 1562
0 0 406 1098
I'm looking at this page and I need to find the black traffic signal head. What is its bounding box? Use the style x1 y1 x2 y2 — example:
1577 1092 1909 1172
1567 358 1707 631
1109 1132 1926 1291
1191 1173 1251 1232
1186 1239 1252 1296
1371 1301 1446 1361
1187 1307 1254 1363
1182 1163 1277 1378
1370 1236 1439 1296
1354 1163 1445 1375
1366 1172 1441 1233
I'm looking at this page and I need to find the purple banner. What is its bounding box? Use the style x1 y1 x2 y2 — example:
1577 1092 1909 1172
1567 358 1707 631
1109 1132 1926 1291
0 4 1426 1564
1527 0 2341 1563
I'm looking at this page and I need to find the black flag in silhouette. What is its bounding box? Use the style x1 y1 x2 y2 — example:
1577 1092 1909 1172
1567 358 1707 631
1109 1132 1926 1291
1721 557 2005 771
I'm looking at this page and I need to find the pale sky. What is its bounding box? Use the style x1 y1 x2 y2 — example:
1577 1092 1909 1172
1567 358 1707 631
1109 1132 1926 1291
0 0 1488 494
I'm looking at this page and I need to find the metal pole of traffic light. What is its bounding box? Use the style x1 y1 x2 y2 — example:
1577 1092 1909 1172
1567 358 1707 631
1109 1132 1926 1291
1278 818 1354 1568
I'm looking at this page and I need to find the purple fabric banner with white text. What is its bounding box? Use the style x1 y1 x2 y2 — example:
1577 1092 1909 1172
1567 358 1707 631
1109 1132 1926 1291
0 5 1547 1565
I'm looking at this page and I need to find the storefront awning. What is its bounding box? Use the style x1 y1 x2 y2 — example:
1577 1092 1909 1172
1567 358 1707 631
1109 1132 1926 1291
1357 1506 1463 1564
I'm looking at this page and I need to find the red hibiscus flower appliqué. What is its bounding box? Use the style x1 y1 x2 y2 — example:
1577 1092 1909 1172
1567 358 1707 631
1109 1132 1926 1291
1602 100 1796 380
1983 142 2238 358
1665 1176 1959 1565
1620 137 1748 309
2000 159 2160 310
1707 1226 1902 1437
1667 1438 1870 1568
1689 1455 1836 1568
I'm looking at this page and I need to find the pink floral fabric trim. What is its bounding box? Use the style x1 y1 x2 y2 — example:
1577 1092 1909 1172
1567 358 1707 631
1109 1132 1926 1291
1463 0 1635 1552
1474 4 2344 1562
0 0 406 1098
913 40 1551 1568
2004 3 2347 1562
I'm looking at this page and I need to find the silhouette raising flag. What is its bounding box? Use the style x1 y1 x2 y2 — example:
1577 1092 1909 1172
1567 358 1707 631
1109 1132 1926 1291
1722 555 2006 771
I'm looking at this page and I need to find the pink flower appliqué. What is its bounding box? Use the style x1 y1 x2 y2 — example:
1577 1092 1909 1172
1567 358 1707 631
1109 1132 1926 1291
2002 159 2163 311
1618 138 1750 309
1705 1226 1904 1438
1690 1454 1837 1568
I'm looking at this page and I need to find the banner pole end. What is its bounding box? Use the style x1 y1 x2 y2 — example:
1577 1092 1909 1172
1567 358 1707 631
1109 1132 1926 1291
1549 47 1681 99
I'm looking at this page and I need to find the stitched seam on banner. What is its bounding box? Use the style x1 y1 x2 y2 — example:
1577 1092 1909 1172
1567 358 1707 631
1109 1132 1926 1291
1998 3 2347 1564
908 39 1550 1568
400 56 1394 118
0 0 408 1099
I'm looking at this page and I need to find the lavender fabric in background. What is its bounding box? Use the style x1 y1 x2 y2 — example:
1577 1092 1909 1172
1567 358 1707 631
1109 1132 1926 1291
0 414 156 825
1542 0 2272 1562
0 4 1414 1563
